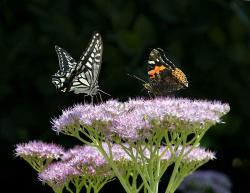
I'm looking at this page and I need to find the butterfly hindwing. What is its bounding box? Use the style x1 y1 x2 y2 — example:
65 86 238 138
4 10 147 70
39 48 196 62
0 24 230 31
52 46 78 91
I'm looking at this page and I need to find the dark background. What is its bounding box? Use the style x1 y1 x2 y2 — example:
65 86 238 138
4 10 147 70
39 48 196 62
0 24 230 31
1 0 250 192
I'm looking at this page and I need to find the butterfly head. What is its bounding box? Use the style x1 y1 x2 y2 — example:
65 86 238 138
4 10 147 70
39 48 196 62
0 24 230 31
148 48 180 80
149 48 163 65
149 48 174 67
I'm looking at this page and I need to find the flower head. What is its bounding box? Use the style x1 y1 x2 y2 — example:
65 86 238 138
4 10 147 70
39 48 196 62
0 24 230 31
62 143 132 175
52 97 230 140
148 145 215 163
63 145 106 168
39 162 80 185
182 147 215 162
15 141 64 160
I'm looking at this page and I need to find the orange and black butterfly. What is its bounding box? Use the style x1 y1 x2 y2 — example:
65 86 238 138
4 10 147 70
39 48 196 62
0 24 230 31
130 48 188 96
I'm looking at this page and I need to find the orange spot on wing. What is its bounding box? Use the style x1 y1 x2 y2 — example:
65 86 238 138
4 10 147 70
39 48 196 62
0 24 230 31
148 65 166 79
148 69 157 79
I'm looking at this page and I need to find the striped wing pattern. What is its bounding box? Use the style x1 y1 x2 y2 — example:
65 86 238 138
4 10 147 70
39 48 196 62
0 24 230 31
52 46 77 90
52 32 103 96
70 33 103 95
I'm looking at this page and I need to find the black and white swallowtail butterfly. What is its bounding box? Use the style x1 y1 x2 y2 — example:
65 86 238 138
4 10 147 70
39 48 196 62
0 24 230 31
52 32 104 101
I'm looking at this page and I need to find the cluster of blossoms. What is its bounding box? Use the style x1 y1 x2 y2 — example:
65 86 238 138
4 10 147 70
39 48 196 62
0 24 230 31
15 97 230 193
52 97 229 140
15 141 215 185
15 141 64 160
15 141 65 172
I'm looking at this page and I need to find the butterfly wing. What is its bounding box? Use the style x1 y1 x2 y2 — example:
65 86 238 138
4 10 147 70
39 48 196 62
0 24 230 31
147 48 173 81
55 45 77 73
146 48 188 95
70 32 103 95
52 46 77 91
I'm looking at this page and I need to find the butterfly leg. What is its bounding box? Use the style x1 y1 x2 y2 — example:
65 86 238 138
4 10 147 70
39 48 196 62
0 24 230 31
147 91 153 99
98 92 103 103
91 95 94 105
84 95 87 104
95 94 99 104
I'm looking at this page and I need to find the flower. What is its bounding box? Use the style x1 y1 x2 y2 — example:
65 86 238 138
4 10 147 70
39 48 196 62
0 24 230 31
39 162 80 185
39 143 215 187
62 143 132 175
62 145 106 168
52 97 229 141
52 100 122 134
176 146 215 163
63 144 215 166
15 141 64 160
147 145 215 163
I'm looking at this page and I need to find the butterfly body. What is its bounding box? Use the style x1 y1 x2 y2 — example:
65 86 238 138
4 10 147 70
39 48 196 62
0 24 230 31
144 48 188 96
52 32 103 97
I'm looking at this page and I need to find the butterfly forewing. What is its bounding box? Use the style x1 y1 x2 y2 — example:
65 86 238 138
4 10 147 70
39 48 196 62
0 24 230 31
148 48 175 71
70 33 103 95
54 45 77 74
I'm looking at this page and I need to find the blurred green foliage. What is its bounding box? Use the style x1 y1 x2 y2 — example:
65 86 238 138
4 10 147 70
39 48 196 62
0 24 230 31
1 0 250 192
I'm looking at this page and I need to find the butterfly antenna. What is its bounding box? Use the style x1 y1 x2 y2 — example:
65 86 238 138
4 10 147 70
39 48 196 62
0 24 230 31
99 89 111 97
127 73 150 95
127 73 147 84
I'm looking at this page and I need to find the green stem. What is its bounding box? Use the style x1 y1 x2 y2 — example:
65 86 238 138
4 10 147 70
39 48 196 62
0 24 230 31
153 156 161 193
169 170 186 193
96 141 137 193
165 154 182 193
165 131 187 193
65 184 74 193
86 185 92 193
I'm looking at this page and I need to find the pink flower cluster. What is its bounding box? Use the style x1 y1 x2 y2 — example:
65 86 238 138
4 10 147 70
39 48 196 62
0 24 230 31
15 141 64 159
52 97 230 140
15 141 215 185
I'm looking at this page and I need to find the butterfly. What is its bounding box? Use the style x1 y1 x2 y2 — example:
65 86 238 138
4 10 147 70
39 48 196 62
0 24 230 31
129 48 188 96
52 32 105 101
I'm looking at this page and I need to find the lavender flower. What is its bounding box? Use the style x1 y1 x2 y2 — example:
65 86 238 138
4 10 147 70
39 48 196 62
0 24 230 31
15 141 64 160
52 100 121 133
52 97 229 140
62 145 107 175
39 144 122 192
181 147 215 163
39 162 80 185
64 144 214 167
152 145 215 163
62 143 133 175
